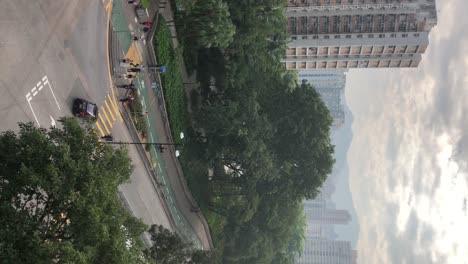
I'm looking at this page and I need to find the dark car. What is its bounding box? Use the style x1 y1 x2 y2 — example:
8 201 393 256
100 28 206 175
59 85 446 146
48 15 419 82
72 98 98 120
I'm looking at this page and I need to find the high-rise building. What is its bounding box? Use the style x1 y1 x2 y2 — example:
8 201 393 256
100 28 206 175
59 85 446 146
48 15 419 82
299 69 346 127
285 0 438 70
304 197 351 225
296 239 354 264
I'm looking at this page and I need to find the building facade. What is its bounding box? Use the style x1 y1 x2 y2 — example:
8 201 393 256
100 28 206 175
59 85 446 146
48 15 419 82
299 69 346 127
296 239 354 264
285 0 437 70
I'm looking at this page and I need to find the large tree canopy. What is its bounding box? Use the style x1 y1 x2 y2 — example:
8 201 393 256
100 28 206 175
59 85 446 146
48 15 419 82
0 118 147 263
174 0 335 261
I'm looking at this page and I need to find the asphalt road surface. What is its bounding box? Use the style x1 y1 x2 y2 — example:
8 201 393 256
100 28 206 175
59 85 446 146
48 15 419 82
0 0 172 232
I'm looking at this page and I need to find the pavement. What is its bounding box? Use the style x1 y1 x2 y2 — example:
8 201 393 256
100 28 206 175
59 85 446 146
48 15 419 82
0 0 172 243
109 0 213 250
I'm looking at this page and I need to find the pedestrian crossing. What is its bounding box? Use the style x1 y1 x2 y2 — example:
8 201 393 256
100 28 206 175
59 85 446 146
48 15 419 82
95 94 122 137
102 0 113 14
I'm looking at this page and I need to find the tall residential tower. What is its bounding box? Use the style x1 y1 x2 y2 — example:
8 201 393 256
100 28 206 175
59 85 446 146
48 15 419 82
285 0 438 70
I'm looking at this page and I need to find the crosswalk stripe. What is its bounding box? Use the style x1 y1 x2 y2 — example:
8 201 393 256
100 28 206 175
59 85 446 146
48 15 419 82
105 1 112 12
108 95 123 122
104 100 116 121
101 107 113 129
95 122 105 137
98 115 111 134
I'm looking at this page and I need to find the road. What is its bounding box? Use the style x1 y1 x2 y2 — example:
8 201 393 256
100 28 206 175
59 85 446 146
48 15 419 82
0 0 172 234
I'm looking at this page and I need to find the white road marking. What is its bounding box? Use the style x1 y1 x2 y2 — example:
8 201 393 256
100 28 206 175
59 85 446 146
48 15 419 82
50 116 56 128
32 87 38 96
25 95 40 126
134 17 138 23
146 114 150 126
38 85 43 91
161 176 166 184
43 75 61 110
150 133 154 143
158 166 162 173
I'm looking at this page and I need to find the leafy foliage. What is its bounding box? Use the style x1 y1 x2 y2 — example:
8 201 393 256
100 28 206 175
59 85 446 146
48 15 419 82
167 0 335 262
145 225 214 264
185 0 236 48
154 18 188 145
0 118 148 263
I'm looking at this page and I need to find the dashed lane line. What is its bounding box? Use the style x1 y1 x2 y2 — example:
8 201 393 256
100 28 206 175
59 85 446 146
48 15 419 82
98 115 111 134
104 100 116 121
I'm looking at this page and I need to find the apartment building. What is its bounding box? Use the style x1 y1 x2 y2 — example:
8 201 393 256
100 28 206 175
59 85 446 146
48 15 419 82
296 239 354 264
285 0 438 70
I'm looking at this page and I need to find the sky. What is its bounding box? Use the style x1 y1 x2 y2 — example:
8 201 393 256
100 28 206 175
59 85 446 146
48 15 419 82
345 0 468 263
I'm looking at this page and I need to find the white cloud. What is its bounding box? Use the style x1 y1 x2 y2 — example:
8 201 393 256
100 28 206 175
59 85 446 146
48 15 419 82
345 0 468 262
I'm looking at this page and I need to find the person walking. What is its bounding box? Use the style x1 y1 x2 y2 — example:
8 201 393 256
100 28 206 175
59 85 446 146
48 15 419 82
130 64 145 70
120 95 135 106
127 68 142 73
132 35 145 41
120 74 135 80
117 83 135 90
139 21 152 27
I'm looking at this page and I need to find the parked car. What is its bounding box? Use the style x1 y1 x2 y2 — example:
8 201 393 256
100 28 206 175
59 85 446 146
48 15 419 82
72 98 98 120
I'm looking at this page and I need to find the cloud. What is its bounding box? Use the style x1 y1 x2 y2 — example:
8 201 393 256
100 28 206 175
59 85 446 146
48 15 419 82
345 0 468 262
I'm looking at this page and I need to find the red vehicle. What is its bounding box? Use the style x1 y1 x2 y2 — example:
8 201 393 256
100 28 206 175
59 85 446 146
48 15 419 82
72 98 98 120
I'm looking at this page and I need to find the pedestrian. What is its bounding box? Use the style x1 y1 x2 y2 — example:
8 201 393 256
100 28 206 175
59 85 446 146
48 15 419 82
130 64 145 70
133 35 145 41
127 68 142 73
120 95 135 105
142 27 149 33
120 74 134 80
120 61 131 68
139 21 152 27
121 58 133 64
117 83 135 90
157 145 166 153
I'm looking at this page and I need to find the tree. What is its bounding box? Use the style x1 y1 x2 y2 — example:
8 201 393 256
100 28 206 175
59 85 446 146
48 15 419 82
145 225 213 264
186 0 236 48
0 118 148 263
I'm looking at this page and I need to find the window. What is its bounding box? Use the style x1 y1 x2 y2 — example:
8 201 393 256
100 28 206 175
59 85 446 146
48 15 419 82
324 35 330 39
312 35 319 39
334 35 341 39
357 34 362 38
346 35 352 39
402 34 408 37
368 34 374 38
302 36 308 39
391 33 396 38
378 34 385 38
291 36 297 40
414 33 420 37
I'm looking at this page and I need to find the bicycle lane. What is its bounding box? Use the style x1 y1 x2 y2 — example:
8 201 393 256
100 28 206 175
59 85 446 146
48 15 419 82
112 2 203 248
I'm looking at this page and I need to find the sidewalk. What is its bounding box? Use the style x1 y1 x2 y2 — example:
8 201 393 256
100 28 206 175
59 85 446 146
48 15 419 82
108 0 213 250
